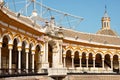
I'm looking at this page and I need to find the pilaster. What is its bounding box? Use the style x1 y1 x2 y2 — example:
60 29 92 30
41 41 49 69
52 40 63 68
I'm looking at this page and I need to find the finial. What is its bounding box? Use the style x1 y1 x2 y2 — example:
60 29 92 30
105 5 107 13
103 5 109 17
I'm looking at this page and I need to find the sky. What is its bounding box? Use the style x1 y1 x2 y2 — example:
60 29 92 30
4 0 120 35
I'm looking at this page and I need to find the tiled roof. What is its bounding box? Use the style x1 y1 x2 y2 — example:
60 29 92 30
2 7 120 46
97 29 117 36
61 28 120 45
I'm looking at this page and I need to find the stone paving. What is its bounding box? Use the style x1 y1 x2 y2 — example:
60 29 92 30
1 75 120 80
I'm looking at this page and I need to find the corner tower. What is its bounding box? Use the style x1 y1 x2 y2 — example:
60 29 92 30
101 6 110 30
97 6 117 36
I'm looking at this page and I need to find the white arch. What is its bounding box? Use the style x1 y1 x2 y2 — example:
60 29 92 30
65 49 73 55
95 50 104 58
0 33 13 44
74 50 80 56
113 54 120 59
104 53 112 59
22 39 29 48
95 53 103 59
35 43 43 50
13 37 22 47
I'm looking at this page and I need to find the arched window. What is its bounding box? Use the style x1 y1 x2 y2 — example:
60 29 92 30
104 22 106 28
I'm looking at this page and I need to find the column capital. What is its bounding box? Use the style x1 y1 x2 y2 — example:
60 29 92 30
0 42 2 48
8 44 13 49
110 58 113 61
79 56 82 59
102 58 104 60
79 54 82 57
86 56 89 59
63 54 66 57
32 50 35 55
25 48 29 53
93 57 95 60
71 55 74 58
17 46 22 51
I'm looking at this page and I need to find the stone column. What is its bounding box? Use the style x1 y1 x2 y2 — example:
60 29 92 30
32 50 35 72
39 35 49 69
63 54 66 67
25 48 29 73
110 57 113 70
86 56 88 68
17 46 22 73
59 43 63 65
0 42 2 73
102 58 104 69
71 55 74 68
41 43 49 69
79 56 82 68
45 41 48 63
119 59 120 73
93 57 95 68
8 44 13 74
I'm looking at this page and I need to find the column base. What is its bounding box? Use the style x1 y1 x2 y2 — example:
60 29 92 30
18 69 21 73
9 69 12 74
32 69 34 73
26 69 28 73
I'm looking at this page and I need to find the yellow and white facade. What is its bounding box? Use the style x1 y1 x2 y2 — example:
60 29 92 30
0 2 120 77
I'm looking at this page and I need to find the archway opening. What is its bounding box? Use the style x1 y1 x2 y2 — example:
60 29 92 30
82 52 86 67
35 45 41 71
104 54 111 69
95 53 102 67
48 43 53 68
28 44 32 72
66 50 72 68
113 55 119 72
21 41 26 72
88 53 93 67
12 39 18 72
1 36 9 73
74 51 79 67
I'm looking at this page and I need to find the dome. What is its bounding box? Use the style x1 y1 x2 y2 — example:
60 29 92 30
96 29 117 36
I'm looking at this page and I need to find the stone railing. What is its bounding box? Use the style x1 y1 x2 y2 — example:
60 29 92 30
48 68 67 76
67 67 114 73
